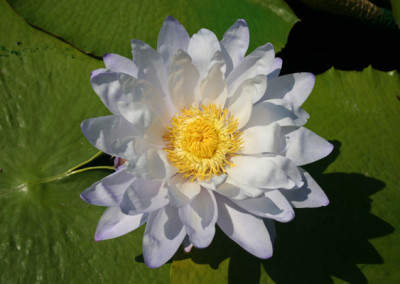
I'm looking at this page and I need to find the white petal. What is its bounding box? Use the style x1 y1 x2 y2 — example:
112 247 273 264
117 101 153 131
269 155 304 188
131 39 168 95
198 174 227 190
226 82 253 129
95 207 147 241
143 206 186 268
168 174 201 207
215 182 247 200
243 100 304 130
225 176 265 198
157 16 190 66
125 149 176 180
120 179 169 214
188 28 221 78
178 188 217 248
282 168 329 208
90 69 133 114
260 73 314 107
221 19 249 74
215 194 273 259
285 127 333 166
81 169 135 207
239 122 285 154
227 43 274 96
81 115 138 158
266 57 282 80
232 75 267 103
199 64 228 107
227 156 295 190
103 53 138 77
168 50 200 110
233 190 294 222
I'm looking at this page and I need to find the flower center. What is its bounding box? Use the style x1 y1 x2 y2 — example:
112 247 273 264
164 104 242 181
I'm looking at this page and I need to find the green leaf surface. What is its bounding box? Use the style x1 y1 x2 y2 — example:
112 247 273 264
0 1 170 282
391 0 400 27
6 0 297 58
171 67 400 283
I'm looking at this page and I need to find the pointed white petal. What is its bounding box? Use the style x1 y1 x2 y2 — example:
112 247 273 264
227 43 274 95
95 207 147 241
226 83 253 129
282 168 329 208
199 64 228 107
125 149 176 180
143 206 186 268
103 53 138 77
81 169 135 207
215 194 273 259
157 16 190 66
90 69 133 114
81 115 139 158
131 39 168 95
285 127 334 166
221 19 249 72
233 190 294 222
260 73 315 107
188 28 221 78
120 179 169 214
227 156 295 190
179 188 217 248
239 122 285 154
168 50 199 110
266 57 282 80
168 174 201 207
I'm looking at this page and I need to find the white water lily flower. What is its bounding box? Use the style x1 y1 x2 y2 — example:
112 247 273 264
81 16 333 268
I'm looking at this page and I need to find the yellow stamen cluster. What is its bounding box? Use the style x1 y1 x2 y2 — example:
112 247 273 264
164 104 242 182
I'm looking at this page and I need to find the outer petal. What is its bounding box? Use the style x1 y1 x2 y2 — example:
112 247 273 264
239 122 285 154
227 43 274 96
216 194 273 259
243 100 305 130
168 174 201 207
131 39 168 96
143 205 186 268
90 70 133 114
125 149 176 180
281 168 329 208
120 179 169 214
226 82 253 129
266 57 282 80
227 156 295 190
81 169 135 207
157 16 190 66
285 127 334 166
188 28 221 78
81 115 139 158
260 73 315 107
233 190 294 222
95 207 147 241
168 50 199 110
220 19 249 74
103 53 138 77
178 188 217 248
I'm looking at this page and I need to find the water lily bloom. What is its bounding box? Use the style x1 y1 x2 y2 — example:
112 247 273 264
81 16 333 268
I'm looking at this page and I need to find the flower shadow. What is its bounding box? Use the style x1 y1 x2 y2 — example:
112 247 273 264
173 141 394 283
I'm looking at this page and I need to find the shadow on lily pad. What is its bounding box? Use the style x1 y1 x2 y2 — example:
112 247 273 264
173 141 394 283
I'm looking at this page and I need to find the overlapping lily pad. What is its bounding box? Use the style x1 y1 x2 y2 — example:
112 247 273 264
6 0 297 58
171 67 400 283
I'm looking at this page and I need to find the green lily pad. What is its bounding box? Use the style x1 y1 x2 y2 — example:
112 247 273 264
171 67 400 283
391 0 400 27
6 0 297 58
0 1 170 282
